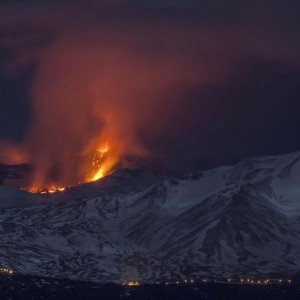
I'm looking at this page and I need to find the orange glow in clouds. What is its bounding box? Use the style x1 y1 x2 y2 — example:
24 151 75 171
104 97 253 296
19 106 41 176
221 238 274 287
0 142 27 165
0 25 209 195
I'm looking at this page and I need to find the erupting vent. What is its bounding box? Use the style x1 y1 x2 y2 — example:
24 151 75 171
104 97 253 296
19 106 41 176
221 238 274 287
85 145 109 183
21 143 117 195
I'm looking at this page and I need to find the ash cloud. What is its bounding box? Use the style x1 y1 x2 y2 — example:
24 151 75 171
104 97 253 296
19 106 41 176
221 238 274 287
0 0 300 185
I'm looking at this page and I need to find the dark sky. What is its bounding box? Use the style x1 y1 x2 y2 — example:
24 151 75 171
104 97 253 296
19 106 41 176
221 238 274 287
0 0 300 174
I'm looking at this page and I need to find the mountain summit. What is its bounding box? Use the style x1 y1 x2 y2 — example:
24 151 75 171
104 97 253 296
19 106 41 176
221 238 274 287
0 152 300 282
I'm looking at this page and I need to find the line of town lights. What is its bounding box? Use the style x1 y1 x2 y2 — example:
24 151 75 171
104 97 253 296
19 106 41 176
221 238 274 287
124 278 293 286
0 269 294 286
0 270 294 286
165 278 293 285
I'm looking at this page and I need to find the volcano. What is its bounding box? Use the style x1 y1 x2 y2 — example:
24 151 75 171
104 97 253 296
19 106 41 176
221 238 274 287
0 151 300 282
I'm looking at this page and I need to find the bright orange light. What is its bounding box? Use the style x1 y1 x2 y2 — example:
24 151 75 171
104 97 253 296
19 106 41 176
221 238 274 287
98 144 109 154
124 281 140 286
90 168 105 181
22 186 66 195
22 140 119 193
85 143 119 183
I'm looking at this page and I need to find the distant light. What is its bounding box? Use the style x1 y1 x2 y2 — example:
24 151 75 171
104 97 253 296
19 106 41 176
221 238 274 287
126 281 140 286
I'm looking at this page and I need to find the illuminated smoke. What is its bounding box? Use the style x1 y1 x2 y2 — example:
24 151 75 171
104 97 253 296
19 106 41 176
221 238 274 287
0 2 300 189
24 27 209 188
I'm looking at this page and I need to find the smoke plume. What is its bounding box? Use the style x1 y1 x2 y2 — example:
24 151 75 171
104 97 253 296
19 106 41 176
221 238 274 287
1 0 300 188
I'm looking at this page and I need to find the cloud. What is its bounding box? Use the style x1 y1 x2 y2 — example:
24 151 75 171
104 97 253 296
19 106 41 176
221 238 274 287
0 0 300 186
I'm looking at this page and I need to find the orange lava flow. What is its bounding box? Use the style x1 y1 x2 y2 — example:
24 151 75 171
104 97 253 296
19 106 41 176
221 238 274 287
23 143 118 195
21 186 66 195
85 143 118 183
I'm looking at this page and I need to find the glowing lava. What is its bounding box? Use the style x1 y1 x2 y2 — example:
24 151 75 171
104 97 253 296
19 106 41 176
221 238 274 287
21 186 66 195
21 186 66 194
22 143 118 194
86 145 109 182
85 143 118 183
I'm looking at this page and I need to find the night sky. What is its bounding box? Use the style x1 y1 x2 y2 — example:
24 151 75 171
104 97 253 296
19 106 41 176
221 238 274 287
0 0 300 177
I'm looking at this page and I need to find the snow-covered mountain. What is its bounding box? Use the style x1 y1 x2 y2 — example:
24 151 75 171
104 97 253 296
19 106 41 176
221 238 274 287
0 152 300 282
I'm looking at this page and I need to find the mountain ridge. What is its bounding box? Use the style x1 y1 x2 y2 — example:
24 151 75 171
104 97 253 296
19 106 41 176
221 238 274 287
0 151 300 282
